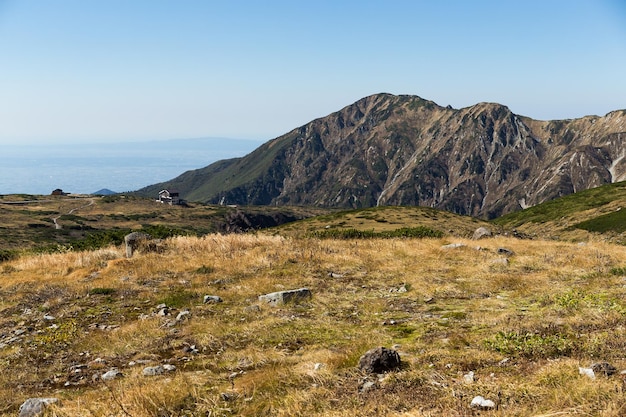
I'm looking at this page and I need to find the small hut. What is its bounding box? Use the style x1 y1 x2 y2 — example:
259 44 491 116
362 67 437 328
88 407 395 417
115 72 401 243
157 189 180 205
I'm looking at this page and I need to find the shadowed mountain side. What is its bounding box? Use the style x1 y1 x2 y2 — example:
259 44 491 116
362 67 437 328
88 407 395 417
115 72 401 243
135 93 626 219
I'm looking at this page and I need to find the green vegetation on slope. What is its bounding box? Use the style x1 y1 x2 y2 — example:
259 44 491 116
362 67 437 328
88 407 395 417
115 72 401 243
575 208 626 233
493 181 626 227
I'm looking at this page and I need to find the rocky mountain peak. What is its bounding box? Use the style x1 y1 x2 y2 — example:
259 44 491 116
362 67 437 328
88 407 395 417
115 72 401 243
137 94 626 219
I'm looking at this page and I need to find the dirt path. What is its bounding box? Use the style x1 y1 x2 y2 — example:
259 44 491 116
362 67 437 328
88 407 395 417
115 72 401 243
52 198 96 229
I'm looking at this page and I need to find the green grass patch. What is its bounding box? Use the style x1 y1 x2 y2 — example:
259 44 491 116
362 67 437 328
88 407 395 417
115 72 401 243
310 226 443 239
88 287 117 296
157 289 199 309
485 331 575 358
493 181 626 228
0 249 19 263
574 209 626 233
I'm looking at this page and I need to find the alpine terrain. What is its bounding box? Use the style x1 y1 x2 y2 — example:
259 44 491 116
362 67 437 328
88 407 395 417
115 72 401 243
137 93 626 219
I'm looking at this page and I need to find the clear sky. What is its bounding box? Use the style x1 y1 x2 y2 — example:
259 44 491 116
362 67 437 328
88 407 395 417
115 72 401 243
1 0 625 145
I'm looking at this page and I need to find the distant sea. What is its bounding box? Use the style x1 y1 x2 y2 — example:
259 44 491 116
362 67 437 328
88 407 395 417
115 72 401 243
1 137 264 195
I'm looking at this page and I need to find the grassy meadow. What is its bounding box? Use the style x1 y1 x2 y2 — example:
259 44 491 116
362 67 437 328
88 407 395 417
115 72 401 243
2 231 626 416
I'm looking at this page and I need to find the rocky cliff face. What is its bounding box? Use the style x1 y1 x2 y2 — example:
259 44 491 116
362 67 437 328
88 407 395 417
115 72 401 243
138 94 626 219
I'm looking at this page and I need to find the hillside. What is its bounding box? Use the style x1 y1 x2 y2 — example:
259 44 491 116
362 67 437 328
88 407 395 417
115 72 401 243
493 180 626 243
136 93 626 219
0 194 328 253
2 232 626 415
273 205 492 239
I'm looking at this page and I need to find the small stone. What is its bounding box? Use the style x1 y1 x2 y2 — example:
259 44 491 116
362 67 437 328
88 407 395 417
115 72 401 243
463 371 475 383
221 392 237 401
360 380 376 393
101 368 123 381
441 243 465 249
579 367 595 379
176 310 191 321
143 365 165 376
491 258 509 266
497 247 515 256
143 364 176 376
244 304 261 313
470 395 496 410
591 362 617 377
203 295 223 304
43 315 55 321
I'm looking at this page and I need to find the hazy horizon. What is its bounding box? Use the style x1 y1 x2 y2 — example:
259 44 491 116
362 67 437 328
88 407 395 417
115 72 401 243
0 137 263 195
1 1 625 146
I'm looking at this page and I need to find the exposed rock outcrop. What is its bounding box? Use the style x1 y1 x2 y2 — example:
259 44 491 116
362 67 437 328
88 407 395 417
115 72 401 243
136 94 626 219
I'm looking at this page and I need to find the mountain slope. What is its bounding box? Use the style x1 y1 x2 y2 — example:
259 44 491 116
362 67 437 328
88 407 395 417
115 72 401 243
492 180 626 243
136 93 626 219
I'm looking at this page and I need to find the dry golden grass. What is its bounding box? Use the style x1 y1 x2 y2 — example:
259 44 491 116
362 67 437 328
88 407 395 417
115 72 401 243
1 233 626 416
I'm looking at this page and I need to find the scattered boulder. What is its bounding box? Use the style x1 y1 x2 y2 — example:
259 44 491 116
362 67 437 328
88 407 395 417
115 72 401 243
359 380 376 393
244 304 261 313
142 364 176 376
473 227 492 240
579 366 596 379
101 368 123 381
358 346 401 374
18 398 59 417
176 310 191 321
591 361 617 377
463 371 475 383
441 243 465 250
203 295 223 304
491 258 509 266
258 288 312 306
470 395 496 410
124 232 152 258
497 247 515 256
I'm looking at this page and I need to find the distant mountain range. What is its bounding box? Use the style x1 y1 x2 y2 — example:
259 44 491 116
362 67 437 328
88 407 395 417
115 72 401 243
135 93 626 219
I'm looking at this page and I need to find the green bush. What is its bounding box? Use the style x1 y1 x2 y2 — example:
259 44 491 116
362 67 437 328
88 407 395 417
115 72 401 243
0 249 19 263
89 287 116 296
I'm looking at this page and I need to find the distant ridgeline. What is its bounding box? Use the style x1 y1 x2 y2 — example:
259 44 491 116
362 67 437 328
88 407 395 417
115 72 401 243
135 94 626 219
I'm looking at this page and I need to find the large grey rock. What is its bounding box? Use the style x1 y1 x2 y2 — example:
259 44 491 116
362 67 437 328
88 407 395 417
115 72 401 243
101 368 123 381
472 227 492 240
142 364 176 376
124 232 152 258
358 346 401 374
18 398 59 417
258 288 312 306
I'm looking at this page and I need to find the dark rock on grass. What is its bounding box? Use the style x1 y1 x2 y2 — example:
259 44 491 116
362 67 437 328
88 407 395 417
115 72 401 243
358 346 401 374
591 361 618 377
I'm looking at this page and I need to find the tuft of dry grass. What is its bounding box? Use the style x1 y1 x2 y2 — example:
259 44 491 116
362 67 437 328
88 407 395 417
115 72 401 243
1 233 626 416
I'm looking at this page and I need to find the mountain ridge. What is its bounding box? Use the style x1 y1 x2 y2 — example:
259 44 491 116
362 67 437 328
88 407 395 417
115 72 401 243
136 93 626 219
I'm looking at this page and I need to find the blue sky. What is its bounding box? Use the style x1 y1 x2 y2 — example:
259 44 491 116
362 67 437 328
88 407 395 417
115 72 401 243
1 0 625 145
